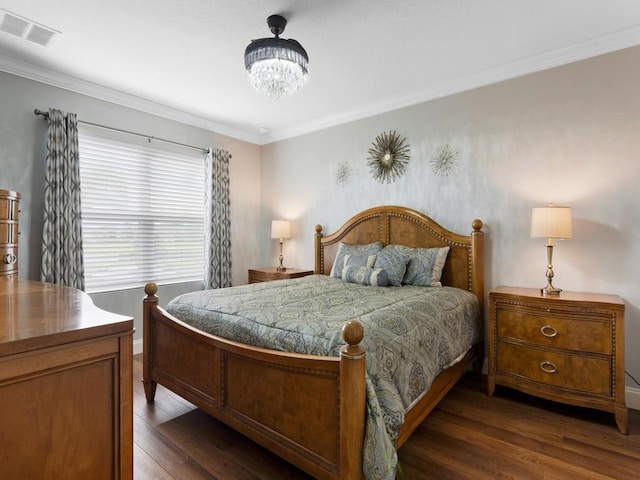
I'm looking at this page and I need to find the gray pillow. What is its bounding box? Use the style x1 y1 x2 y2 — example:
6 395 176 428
373 248 410 286
330 241 383 278
344 253 377 269
342 265 389 286
384 244 450 287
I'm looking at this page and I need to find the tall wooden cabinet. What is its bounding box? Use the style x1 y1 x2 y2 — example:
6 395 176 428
0 278 134 479
0 189 20 277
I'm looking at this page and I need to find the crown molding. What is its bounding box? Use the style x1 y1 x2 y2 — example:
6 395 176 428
3 25 640 147
260 26 640 144
0 53 261 144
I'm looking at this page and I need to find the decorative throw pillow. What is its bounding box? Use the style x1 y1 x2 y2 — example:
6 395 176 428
373 247 410 286
385 245 450 287
330 241 383 278
344 253 377 269
342 265 389 287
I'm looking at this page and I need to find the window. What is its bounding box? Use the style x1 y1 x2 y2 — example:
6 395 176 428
78 126 206 293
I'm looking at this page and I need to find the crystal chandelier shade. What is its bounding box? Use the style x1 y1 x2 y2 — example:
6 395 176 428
244 15 309 99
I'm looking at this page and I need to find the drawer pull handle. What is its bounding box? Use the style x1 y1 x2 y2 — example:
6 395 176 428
540 325 558 338
3 253 16 265
540 361 557 374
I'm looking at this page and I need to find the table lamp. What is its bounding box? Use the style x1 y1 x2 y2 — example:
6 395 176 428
530 203 572 295
271 220 291 271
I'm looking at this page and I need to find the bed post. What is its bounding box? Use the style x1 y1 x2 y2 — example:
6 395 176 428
142 282 158 402
340 320 366 480
315 224 324 274
470 219 485 374
470 219 484 313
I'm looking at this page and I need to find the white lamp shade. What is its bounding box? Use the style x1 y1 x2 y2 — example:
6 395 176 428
530 205 572 239
271 220 291 239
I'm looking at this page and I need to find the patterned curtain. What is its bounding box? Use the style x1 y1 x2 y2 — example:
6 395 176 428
204 148 232 289
41 108 85 290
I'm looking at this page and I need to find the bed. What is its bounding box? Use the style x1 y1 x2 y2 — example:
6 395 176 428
142 205 484 480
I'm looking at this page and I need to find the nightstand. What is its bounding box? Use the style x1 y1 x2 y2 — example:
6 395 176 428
248 267 314 284
487 286 627 434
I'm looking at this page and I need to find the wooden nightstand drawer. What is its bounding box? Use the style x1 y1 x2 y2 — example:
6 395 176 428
495 305 612 355
488 286 627 433
248 267 314 284
496 341 611 395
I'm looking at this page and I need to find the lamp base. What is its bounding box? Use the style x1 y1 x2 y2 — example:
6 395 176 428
276 242 286 272
540 243 562 296
540 285 562 296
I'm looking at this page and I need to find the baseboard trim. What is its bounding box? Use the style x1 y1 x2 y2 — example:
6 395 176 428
133 338 143 356
626 386 640 411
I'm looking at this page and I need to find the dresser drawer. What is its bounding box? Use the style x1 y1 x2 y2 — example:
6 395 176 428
0 246 18 275
0 220 19 244
0 190 20 278
0 195 19 220
496 341 612 396
495 305 612 355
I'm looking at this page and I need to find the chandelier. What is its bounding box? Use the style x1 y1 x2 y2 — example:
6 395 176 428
244 15 309 99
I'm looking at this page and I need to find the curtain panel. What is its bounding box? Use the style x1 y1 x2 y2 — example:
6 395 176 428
41 108 85 290
204 148 232 289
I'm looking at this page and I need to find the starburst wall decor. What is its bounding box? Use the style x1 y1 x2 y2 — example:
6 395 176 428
367 130 410 184
431 144 459 177
334 161 352 186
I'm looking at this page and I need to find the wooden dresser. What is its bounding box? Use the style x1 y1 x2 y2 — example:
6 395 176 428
487 286 627 433
0 278 134 479
0 189 20 277
248 267 314 283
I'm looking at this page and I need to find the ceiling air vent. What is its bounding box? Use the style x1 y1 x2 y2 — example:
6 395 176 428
0 9 60 47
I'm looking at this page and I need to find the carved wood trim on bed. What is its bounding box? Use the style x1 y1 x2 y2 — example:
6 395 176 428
315 205 484 314
143 205 484 480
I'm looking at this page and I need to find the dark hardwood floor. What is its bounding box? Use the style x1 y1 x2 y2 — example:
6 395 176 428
133 355 639 479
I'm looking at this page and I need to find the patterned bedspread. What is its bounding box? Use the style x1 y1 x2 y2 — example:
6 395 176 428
166 274 481 480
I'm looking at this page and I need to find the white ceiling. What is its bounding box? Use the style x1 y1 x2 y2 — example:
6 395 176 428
1 1 640 145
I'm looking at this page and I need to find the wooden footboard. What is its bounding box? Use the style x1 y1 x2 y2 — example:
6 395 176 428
142 283 366 480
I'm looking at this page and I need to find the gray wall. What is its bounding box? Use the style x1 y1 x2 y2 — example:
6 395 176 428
261 46 640 400
0 71 262 344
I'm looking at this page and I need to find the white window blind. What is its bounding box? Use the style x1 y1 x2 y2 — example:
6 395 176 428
78 126 205 293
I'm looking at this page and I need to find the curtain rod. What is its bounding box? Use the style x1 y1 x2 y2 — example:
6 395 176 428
34 109 212 155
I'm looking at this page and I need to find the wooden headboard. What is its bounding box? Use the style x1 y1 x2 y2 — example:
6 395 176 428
314 205 484 312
